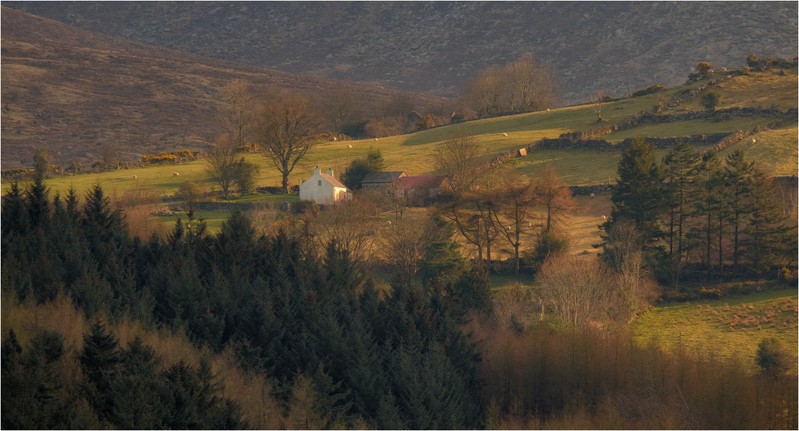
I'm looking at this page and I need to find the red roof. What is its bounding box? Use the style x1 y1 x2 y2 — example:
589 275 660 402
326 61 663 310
396 175 445 190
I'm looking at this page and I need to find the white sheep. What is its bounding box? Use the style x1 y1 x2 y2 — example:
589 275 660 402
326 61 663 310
501 132 508 137
172 172 180 177
601 215 607 221
752 138 756 144
348 144 353 149
133 175 138 180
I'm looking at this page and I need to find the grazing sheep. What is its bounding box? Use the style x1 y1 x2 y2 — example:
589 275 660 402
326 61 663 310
332 136 338 141
501 132 508 137
601 215 607 220
348 144 353 149
590 193 595 197
172 172 179 177
752 138 756 144
547 108 551 112
133 175 138 180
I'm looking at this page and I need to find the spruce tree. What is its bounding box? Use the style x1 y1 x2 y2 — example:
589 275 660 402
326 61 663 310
79 321 123 426
607 139 664 252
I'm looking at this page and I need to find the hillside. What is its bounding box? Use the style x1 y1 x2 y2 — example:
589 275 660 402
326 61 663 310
25 65 798 204
0 7 449 169
7 2 797 102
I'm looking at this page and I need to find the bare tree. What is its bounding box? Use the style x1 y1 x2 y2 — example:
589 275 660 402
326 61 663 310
379 217 443 287
594 90 607 122
178 180 204 213
255 91 324 194
538 254 611 328
219 79 254 148
491 174 539 275
206 133 238 198
534 167 576 235
314 198 378 264
603 220 660 321
321 87 362 133
434 134 487 196
462 53 557 117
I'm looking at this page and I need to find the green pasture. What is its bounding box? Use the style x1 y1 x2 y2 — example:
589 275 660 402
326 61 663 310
633 288 798 374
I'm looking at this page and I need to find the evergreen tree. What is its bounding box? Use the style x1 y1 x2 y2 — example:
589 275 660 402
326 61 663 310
26 175 50 229
743 169 796 274
1 329 96 429
724 151 755 274
110 337 168 429
1 181 29 238
661 143 700 286
79 321 123 426
606 139 664 253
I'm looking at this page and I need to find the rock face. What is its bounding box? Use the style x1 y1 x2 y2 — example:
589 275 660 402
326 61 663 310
7 2 797 103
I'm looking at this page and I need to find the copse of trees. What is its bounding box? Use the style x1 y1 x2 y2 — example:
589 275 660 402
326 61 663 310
604 140 796 289
461 53 558 118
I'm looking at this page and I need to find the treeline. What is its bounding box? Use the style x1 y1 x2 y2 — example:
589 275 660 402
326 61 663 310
604 140 797 292
1 178 489 428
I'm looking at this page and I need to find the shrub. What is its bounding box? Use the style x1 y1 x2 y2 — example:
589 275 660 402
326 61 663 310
746 54 760 68
695 61 712 75
631 84 666 98
701 91 720 111
756 337 790 377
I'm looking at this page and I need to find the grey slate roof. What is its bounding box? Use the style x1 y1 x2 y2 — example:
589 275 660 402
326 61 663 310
361 171 406 186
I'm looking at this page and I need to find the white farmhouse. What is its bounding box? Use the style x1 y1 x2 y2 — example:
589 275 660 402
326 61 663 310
299 167 350 205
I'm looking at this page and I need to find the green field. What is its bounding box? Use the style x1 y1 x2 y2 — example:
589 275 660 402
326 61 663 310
4 66 796 237
633 288 798 374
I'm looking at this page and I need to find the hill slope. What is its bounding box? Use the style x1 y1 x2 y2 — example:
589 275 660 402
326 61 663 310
0 7 449 169
6 2 798 102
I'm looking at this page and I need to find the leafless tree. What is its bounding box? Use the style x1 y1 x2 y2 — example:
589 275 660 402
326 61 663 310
379 217 443 287
255 91 324 193
462 53 557 117
219 79 255 148
178 180 204 213
433 134 487 196
206 133 238 198
314 198 378 265
491 174 540 275
534 167 576 235
320 87 362 133
538 254 611 328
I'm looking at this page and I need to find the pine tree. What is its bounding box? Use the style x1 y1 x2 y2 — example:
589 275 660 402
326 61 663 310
743 169 796 274
1 181 29 238
1 330 86 429
79 321 123 426
26 179 50 230
724 151 755 274
607 139 664 252
109 337 168 429
661 143 700 286
690 153 725 276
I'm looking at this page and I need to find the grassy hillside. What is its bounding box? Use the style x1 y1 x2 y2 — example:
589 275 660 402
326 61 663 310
633 288 798 374
5 67 795 239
